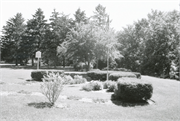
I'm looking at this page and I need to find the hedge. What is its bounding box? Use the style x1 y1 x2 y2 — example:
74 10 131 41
31 70 64 81
109 72 137 81
87 70 108 81
113 78 153 102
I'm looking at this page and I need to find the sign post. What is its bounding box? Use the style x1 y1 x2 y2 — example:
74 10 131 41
35 51 41 70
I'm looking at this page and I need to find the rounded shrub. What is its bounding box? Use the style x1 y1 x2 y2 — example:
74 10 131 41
103 80 117 92
31 71 47 81
114 78 153 102
82 81 102 91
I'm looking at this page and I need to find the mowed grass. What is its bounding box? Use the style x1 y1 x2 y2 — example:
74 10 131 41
0 68 180 121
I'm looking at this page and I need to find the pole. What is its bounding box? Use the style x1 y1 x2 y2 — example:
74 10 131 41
37 58 39 70
107 48 109 81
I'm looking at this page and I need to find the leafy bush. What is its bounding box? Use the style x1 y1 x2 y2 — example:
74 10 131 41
109 72 136 81
31 70 64 81
113 68 132 72
31 71 47 81
87 70 108 81
63 75 74 84
103 80 117 92
70 75 87 84
82 81 102 91
113 78 153 102
41 72 64 106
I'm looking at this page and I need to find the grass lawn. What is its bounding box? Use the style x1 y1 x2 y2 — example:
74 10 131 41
0 68 180 121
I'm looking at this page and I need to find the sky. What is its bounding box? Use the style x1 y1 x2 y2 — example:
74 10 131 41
0 0 179 35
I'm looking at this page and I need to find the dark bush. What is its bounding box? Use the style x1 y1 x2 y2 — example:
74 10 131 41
114 78 153 102
31 71 47 81
31 70 64 81
113 68 132 72
87 70 108 81
109 72 136 81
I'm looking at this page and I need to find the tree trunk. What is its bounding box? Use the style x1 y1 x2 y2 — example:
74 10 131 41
31 57 34 66
63 56 65 70
15 57 18 66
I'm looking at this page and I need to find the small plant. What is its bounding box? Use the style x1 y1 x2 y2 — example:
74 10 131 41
72 75 87 84
40 72 64 106
82 81 102 91
103 80 117 92
63 75 74 84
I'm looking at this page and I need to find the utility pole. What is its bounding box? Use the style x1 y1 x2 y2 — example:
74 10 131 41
106 15 110 81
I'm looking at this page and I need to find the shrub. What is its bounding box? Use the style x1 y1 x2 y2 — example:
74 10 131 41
87 71 108 81
113 68 132 72
114 78 153 102
41 72 64 106
31 70 64 81
31 71 47 81
109 72 136 81
82 81 102 91
70 75 87 84
103 80 117 92
63 75 74 84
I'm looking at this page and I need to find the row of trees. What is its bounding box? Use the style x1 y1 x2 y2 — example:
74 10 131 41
117 10 180 78
1 4 121 71
1 4 179 79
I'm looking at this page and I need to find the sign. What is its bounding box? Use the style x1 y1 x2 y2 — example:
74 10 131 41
35 51 41 58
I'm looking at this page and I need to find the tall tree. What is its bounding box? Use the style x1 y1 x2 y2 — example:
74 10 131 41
25 8 47 66
1 13 25 65
74 8 88 24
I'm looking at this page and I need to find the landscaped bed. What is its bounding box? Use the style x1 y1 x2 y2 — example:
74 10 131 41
0 68 180 121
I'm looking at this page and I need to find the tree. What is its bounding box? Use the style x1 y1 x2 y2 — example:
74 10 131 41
1 13 25 65
64 22 97 71
74 8 88 24
25 8 47 66
42 9 73 68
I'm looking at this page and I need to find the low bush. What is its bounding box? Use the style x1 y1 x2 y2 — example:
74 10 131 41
87 70 109 81
41 72 63 106
31 70 64 81
63 75 74 84
70 75 87 84
82 81 102 91
113 78 153 102
109 72 136 81
113 68 132 72
103 80 117 92
31 71 47 81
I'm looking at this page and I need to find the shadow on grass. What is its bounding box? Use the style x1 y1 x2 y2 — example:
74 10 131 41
28 102 53 109
111 95 149 107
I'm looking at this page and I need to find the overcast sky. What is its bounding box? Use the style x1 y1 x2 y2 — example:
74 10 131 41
0 0 179 34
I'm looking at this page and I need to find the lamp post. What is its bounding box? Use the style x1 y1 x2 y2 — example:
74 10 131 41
178 46 180 81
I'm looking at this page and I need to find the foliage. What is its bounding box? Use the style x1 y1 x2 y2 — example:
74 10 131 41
109 72 137 81
72 75 87 84
63 75 74 84
41 72 63 106
103 80 117 92
114 78 153 102
1 13 26 65
82 81 102 91
31 70 64 81
31 71 47 81
87 70 107 81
